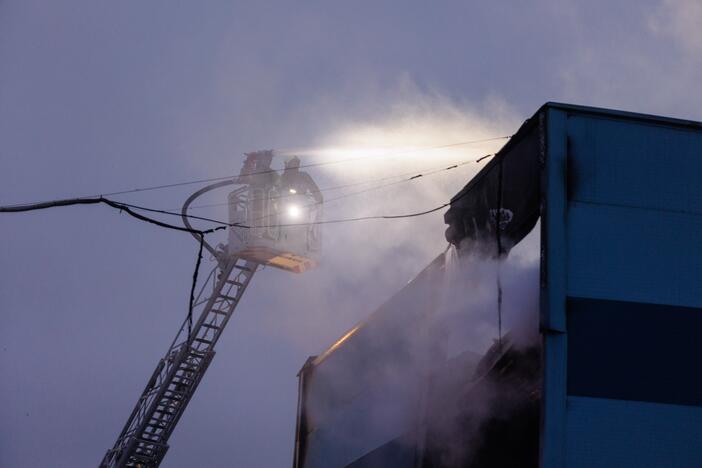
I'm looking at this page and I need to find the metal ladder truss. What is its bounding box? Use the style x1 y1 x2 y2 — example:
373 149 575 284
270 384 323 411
100 256 258 468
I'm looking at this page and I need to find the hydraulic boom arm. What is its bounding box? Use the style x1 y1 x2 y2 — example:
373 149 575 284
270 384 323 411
100 180 255 468
100 256 258 467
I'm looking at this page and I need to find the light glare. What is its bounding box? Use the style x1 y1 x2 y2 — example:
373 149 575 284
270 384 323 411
287 205 301 218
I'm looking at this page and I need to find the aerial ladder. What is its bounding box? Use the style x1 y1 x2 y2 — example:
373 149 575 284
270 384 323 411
100 151 322 467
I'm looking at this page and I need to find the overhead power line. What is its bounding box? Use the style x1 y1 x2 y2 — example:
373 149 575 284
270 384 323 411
255 159 487 228
236 151 499 229
183 157 481 211
176 156 490 213
0 135 509 208
130 151 495 228
0 196 224 234
0 149 496 234
0 196 225 341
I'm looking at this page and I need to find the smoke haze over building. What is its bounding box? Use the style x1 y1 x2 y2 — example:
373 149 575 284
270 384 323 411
1 1 701 467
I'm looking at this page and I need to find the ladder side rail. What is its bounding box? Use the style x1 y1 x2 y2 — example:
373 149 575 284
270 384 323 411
133 260 258 462
101 261 224 465
155 348 215 452
101 342 191 466
189 259 258 353
100 260 235 468
114 258 258 467
100 358 166 465
159 259 259 444
112 259 240 466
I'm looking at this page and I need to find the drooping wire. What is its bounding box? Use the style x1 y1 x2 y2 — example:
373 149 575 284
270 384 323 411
183 164 441 211
0 196 224 234
241 154 495 228
188 233 205 340
114 200 232 227
320 160 475 208
183 156 489 211
0 196 225 340
246 153 498 229
0 148 505 339
0 151 499 231
0 135 510 208
3 152 492 230
117 152 496 230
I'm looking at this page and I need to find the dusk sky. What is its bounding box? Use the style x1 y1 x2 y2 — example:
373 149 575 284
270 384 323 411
1 1 701 467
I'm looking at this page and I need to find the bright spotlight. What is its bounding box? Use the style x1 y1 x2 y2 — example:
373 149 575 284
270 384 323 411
287 204 301 218
289 188 297 194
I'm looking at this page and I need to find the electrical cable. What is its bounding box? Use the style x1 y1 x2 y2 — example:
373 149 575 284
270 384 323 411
243 153 496 228
183 149 499 211
188 234 205 340
102 151 496 230
0 135 510 208
217 152 495 230
182 164 444 211
0 147 504 335
0 150 496 232
17 152 491 230
115 201 232 227
0 196 225 334
320 160 475 208
0 196 224 234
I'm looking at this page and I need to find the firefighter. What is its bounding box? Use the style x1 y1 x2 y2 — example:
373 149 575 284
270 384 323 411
237 150 279 234
237 150 279 188
279 156 323 204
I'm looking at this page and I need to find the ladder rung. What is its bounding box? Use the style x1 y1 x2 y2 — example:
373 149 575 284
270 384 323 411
131 453 157 463
137 439 166 450
219 294 238 302
210 309 227 316
193 338 213 346
171 376 194 386
226 279 244 287
178 363 199 372
201 323 221 331
144 427 165 435
148 419 168 429
157 400 179 409
164 387 189 397
155 407 177 415
169 382 191 391
149 416 169 424
160 397 180 404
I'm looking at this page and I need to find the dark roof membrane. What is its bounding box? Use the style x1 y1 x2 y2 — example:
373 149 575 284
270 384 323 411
444 113 540 255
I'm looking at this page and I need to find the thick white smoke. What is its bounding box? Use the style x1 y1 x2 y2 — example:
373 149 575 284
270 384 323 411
248 88 523 354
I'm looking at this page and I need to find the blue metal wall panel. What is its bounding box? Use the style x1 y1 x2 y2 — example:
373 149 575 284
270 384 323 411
540 108 569 468
541 103 702 468
567 115 702 214
565 396 702 468
567 202 702 307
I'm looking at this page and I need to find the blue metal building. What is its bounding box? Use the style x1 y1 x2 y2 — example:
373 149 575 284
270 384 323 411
292 103 702 468
537 103 702 468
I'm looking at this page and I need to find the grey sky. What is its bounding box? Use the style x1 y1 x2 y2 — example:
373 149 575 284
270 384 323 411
1 1 700 467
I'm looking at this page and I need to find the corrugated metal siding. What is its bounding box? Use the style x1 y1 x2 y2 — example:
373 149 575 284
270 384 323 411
565 397 702 468
541 104 702 467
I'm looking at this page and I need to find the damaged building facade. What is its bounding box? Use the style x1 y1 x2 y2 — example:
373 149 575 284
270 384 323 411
292 103 702 468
